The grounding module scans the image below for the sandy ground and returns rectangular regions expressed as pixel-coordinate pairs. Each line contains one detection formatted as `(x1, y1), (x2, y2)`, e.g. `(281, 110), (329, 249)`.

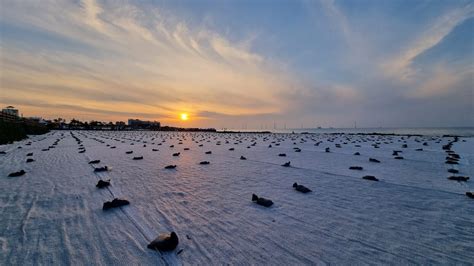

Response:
(0, 131), (473, 265)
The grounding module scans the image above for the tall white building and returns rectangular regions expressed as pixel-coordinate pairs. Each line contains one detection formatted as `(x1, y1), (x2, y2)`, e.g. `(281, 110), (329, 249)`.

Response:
(2, 106), (19, 117)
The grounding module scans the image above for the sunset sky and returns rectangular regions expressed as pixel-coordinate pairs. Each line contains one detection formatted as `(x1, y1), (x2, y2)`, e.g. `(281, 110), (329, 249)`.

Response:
(0, 0), (473, 128)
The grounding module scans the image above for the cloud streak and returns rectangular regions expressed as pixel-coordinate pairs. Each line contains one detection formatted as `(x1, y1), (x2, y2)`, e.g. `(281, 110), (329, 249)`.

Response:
(0, 0), (291, 125)
(0, 0), (472, 128)
(382, 3), (474, 82)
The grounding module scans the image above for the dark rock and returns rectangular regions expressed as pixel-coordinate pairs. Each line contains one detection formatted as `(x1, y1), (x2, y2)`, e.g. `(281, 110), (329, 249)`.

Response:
(252, 194), (273, 207)
(362, 175), (379, 181)
(293, 182), (312, 193)
(451, 153), (460, 159)
(148, 232), (179, 252)
(103, 198), (130, 210)
(448, 176), (469, 182)
(447, 169), (459, 174)
(96, 179), (111, 188)
(94, 166), (109, 172)
(8, 170), (26, 177)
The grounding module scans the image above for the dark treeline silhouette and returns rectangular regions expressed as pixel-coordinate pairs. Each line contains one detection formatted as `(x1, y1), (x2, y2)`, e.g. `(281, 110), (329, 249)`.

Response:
(47, 118), (216, 132)
(0, 120), (50, 144)
(57, 119), (127, 130)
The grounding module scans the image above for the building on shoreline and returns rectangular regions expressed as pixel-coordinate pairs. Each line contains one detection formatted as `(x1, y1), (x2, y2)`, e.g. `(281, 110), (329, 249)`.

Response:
(2, 106), (19, 117)
(1, 106), (20, 122)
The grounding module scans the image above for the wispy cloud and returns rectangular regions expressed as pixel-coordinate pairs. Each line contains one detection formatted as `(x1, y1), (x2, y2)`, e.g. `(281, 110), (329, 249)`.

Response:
(318, 0), (352, 44)
(408, 64), (473, 98)
(1, 0), (472, 127)
(382, 3), (474, 82)
(0, 0), (291, 124)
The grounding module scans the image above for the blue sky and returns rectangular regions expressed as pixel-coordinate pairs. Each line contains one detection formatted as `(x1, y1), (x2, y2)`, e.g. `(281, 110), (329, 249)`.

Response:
(0, 0), (472, 128)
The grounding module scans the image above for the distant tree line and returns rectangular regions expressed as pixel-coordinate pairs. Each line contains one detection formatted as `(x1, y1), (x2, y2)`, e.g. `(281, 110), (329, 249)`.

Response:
(0, 120), (50, 145)
(46, 118), (216, 132)
(51, 118), (128, 130)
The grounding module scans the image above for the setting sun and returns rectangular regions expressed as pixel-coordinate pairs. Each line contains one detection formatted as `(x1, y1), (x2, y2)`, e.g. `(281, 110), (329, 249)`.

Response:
(180, 113), (189, 121)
